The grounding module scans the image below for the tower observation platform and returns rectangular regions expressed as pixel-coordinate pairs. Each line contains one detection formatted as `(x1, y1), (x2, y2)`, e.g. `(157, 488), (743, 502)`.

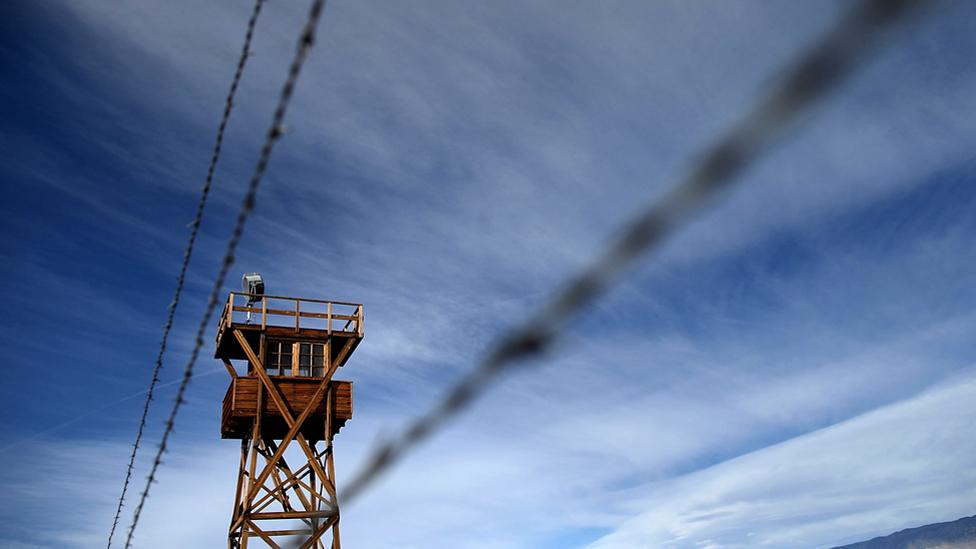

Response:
(216, 292), (362, 441)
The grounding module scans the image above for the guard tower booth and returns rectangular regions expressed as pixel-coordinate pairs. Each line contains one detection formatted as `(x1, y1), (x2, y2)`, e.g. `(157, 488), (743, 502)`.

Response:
(215, 275), (363, 549)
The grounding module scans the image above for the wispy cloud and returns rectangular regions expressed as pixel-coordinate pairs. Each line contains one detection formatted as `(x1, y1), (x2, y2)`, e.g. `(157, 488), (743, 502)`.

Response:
(583, 368), (976, 549)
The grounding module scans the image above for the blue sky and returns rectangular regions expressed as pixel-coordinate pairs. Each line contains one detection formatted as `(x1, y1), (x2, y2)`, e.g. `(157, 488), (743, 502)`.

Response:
(1, 1), (975, 547)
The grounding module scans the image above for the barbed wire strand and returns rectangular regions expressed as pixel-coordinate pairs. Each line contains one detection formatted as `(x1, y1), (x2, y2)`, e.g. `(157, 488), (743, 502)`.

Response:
(105, 1), (265, 547)
(338, 0), (929, 505)
(121, 0), (328, 546)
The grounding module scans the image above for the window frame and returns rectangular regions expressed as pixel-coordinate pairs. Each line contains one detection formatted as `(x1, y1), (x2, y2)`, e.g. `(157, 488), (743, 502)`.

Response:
(264, 339), (326, 377)
(265, 339), (293, 376)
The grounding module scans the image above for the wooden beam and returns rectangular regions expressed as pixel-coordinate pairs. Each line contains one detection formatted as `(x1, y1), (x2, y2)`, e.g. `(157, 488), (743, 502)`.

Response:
(258, 529), (315, 537)
(263, 439), (315, 512)
(245, 520), (281, 549)
(332, 337), (356, 370)
(227, 292), (235, 329)
(301, 515), (339, 549)
(231, 439), (247, 527)
(230, 306), (357, 321)
(252, 467), (324, 512)
(322, 386), (337, 500)
(223, 358), (239, 379)
(251, 511), (335, 520)
(326, 385), (341, 549)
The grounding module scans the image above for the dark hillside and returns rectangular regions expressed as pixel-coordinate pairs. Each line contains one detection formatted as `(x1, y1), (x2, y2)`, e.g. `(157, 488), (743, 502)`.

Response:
(832, 515), (976, 549)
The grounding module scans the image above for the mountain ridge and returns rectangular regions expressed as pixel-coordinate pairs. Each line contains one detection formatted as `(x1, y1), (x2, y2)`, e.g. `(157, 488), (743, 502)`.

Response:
(832, 515), (976, 549)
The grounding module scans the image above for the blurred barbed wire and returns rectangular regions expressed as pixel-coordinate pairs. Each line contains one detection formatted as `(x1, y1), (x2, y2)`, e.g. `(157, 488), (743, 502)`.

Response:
(337, 0), (931, 506)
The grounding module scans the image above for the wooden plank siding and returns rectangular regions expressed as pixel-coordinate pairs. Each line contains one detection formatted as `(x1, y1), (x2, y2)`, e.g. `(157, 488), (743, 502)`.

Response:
(222, 377), (353, 440)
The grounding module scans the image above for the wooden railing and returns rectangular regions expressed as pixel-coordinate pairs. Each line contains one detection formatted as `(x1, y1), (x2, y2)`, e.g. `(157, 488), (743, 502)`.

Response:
(217, 293), (364, 338)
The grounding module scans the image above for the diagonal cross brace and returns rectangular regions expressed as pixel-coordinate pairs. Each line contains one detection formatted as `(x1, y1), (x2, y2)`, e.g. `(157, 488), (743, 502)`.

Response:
(233, 329), (332, 503)
(232, 329), (354, 505)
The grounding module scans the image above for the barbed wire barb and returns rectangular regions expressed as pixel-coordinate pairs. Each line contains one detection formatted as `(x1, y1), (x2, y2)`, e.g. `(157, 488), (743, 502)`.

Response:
(105, 0), (266, 546)
(337, 0), (930, 505)
(121, 0), (329, 546)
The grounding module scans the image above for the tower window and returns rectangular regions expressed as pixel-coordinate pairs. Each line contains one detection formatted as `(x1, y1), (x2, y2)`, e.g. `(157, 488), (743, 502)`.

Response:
(267, 340), (292, 376)
(299, 343), (326, 377)
(266, 340), (325, 377)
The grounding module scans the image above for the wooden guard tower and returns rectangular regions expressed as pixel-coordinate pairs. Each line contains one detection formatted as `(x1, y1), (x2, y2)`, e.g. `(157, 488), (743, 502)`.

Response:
(216, 287), (363, 549)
